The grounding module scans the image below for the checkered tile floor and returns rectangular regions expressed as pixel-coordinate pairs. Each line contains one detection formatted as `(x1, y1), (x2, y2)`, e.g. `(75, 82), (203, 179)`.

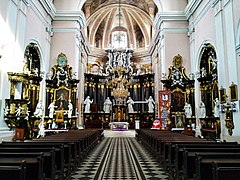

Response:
(71, 137), (169, 180)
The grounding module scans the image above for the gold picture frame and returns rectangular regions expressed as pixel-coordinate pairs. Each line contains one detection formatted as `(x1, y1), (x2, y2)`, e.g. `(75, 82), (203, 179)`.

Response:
(55, 110), (64, 123)
(219, 87), (226, 103)
(54, 86), (71, 110)
(229, 83), (238, 101)
(175, 115), (185, 128)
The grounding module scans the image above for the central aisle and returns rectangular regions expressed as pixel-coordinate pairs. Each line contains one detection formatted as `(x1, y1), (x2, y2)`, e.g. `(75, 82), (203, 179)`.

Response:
(71, 131), (169, 180)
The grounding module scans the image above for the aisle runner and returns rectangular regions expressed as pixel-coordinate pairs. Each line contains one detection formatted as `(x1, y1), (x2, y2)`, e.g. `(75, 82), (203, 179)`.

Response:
(71, 137), (169, 180)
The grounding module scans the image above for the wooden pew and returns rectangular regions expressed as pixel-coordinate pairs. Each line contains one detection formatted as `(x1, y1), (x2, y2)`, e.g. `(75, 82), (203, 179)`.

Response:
(174, 142), (239, 179)
(0, 160), (26, 180)
(1, 142), (65, 180)
(212, 162), (240, 180)
(182, 147), (240, 180)
(0, 147), (56, 180)
(0, 152), (44, 180)
(195, 152), (240, 180)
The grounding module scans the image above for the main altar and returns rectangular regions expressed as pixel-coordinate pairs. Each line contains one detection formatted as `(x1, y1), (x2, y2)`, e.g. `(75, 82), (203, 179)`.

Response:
(83, 47), (155, 129)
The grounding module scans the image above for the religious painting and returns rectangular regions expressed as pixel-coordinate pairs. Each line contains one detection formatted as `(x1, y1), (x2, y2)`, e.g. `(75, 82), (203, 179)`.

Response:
(175, 115), (185, 128)
(229, 83), (238, 101)
(55, 110), (64, 123)
(171, 88), (186, 112)
(219, 87), (226, 103)
(54, 87), (71, 110)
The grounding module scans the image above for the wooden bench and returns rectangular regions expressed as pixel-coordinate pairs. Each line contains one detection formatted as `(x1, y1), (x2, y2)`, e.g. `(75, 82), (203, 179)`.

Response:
(0, 152), (44, 180)
(0, 129), (101, 180)
(174, 142), (239, 179)
(1, 142), (65, 180)
(0, 147), (56, 180)
(0, 160), (26, 180)
(182, 147), (240, 180)
(212, 162), (240, 180)
(195, 152), (240, 180)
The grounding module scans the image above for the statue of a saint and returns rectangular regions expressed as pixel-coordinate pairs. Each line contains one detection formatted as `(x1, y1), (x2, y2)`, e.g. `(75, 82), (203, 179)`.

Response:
(84, 96), (93, 113)
(201, 67), (207, 77)
(103, 97), (112, 113)
(34, 100), (44, 118)
(15, 105), (22, 116)
(68, 101), (73, 118)
(48, 101), (56, 118)
(184, 102), (192, 118)
(127, 97), (135, 113)
(4, 106), (10, 116)
(213, 98), (220, 117)
(146, 96), (155, 113)
(199, 101), (206, 118)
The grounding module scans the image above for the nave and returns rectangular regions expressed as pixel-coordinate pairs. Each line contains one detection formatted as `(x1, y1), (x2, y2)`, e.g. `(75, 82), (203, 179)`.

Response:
(71, 136), (169, 180)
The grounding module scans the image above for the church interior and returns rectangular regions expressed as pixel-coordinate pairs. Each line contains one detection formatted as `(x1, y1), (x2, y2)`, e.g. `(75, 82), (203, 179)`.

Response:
(1, 0), (240, 179)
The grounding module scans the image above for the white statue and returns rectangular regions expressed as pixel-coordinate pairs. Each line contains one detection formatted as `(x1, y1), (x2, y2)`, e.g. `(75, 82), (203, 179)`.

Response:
(201, 67), (207, 77)
(84, 96), (93, 113)
(48, 101), (56, 118)
(67, 101), (73, 118)
(213, 98), (220, 117)
(24, 107), (30, 120)
(4, 106), (10, 116)
(136, 64), (142, 75)
(34, 100), (44, 118)
(146, 96), (155, 113)
(184, 102), (192, 118)
(199, 101), (206, 118)
(52, 121), (57, 129)
(103, 97), (112, 113)
(127, 97), (135, 113)
(37, 117), (45, 138)
(15, 105), (22, 116)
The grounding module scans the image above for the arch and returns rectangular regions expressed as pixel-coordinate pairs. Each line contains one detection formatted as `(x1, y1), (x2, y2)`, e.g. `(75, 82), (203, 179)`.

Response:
(153, 0), (163, 11)
(195, 40), (217, 72)
(24, 39), (44, 73)
(82, 0), (160, 14)
(195, 40), (219, 119)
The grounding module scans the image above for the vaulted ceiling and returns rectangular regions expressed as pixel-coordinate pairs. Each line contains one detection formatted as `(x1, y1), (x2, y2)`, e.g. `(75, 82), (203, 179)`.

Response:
(82, 0), (157, 52)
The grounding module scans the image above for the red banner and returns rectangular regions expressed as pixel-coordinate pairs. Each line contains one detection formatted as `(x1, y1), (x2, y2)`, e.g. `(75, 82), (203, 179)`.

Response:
(158, 90), (171, 128)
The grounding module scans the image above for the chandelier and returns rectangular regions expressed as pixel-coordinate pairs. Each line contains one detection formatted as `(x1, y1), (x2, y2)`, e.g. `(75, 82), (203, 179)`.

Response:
(104, 0), (134, 106)
(105, 48), (133, 106)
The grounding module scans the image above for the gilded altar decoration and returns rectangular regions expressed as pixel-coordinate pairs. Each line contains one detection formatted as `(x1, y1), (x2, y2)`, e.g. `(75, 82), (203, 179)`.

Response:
(165, 54), (190, 88)
(45, 52), (79, 130)
(225, 102), (234, 136)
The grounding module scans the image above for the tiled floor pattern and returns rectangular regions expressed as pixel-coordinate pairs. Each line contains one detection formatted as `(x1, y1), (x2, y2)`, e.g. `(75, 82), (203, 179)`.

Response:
(71, 136), (169, 180)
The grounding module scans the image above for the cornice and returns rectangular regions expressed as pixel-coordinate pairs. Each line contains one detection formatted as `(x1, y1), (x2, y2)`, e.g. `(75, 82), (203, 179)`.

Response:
(38, 0), (56, 19)
(154, 11), (187, 29)
(184, 0), (202, 19)
(54, 11), (86, 29)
